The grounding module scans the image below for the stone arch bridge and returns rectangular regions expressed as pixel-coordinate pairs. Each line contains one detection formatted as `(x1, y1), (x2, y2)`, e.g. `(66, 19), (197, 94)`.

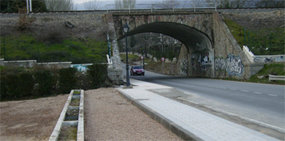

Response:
(106, 11), (256, 81)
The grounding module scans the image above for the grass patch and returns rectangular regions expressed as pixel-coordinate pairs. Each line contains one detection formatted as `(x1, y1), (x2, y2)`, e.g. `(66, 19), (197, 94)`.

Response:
(73, 90), (81, 95)
(0, 34), (107, 64)
(120, 54), (141, 63)
(58, 125), (77, 140)
(70, 98), (80, 106)
(249, 63), (285, 84)
(224, 18), (285, 55)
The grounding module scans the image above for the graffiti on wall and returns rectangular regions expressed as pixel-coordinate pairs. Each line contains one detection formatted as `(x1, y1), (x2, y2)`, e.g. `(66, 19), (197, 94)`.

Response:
(226, 55), (243, 76)
(215, 54), (243, 76)
(215, 58), (226, 71)
(254, 55), (285, 63)
(180, 59), (188, 74)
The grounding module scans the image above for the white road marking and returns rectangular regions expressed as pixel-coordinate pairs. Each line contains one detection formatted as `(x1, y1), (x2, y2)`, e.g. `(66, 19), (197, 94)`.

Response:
(254, 91), (262, 95)
(225, 88), (238, 91)
(241, 90), (249, 93)
(268, 94), (278, 97)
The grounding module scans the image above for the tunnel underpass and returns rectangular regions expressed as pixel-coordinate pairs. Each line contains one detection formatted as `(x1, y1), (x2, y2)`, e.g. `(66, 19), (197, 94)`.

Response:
(119, 22), (215, 78)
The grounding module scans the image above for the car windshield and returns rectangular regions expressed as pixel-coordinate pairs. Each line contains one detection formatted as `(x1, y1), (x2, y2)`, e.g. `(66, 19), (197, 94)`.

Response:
(133, 66), (143, 69)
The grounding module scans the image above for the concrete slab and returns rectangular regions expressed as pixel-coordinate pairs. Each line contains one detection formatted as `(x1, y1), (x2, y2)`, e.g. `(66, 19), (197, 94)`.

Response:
(117, 79), (280, 141)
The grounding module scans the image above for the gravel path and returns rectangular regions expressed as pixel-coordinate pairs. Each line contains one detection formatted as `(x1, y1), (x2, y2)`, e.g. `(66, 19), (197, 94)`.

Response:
(0, 94), (68, 141)
(85, 88), (183, 141)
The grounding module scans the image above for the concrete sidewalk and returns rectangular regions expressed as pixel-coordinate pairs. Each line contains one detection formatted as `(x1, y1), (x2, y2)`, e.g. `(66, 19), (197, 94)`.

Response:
(117, 79), (280, 141)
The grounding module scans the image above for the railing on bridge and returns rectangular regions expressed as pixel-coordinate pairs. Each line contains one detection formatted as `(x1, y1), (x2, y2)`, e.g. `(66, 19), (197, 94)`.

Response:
(2, 0), (284, 14)
(103, 0), (219, 13)
(92, 0), (284, 14)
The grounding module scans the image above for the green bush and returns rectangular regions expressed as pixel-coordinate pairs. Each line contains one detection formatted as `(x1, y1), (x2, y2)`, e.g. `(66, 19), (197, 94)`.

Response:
(0, 64), (112, 101)
(87, 64), (108, 88)
(34, 69), (57, 96)
(5, 71), (34, 99)
(58, 68), (77, 93)
(76, 72), (92, 90)
(0, 71), (7, 100)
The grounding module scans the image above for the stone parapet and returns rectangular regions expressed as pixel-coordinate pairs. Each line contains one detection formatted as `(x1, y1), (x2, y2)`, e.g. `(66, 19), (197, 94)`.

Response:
(37, 62), (72, 69)
(3, 60), (37, 68)
(1, 59), (72, 69)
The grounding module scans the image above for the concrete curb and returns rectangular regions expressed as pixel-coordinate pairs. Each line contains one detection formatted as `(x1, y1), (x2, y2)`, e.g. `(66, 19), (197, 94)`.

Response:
(49, 90), (74, 141)
(183, 98), (285, 135)
(77, 90), (84, 141)
(117, 88), (202, 141)
(49, 90), (84, 141)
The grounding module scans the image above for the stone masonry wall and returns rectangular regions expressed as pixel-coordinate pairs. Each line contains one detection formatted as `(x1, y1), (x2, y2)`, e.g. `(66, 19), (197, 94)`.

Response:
(0, 12), (107, 40)
(113, 13), (214, 42)
(220, 9), (284, 30)
(213, 12), (251, 79)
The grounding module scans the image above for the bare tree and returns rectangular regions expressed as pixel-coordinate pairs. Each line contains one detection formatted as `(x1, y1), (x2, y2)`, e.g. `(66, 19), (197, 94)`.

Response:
(115, 0), (136, 9)
(158, 0), (179, 9)
(84, 0), (100, 10)
(217, 0), (248, 8)
(45, 0), (73, 11)
(235, 0), (247, 8)
(256, 0), (285, 8)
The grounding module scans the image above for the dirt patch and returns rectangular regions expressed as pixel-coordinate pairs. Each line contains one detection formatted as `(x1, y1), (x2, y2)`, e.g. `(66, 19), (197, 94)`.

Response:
(84, 88), (183, 141)
(0, 94), (68, 141)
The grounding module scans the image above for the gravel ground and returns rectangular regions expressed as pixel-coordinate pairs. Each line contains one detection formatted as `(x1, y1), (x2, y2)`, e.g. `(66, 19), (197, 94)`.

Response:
(0, 94), (68, 141)
(85, 88), (183, 141)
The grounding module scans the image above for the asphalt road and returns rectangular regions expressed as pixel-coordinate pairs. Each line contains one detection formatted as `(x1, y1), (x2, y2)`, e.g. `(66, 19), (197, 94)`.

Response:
(128, 69), (285, 132)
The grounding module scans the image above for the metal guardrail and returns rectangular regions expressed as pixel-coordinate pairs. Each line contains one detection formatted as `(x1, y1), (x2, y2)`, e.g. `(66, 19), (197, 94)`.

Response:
(269, 75), (285, 81)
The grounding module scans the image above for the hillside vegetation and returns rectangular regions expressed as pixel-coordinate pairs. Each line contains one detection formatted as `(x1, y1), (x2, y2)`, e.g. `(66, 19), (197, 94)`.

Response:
(0, 34), (107, 64)
(224, 18), (285, 55)
(249, 63), (285, 84)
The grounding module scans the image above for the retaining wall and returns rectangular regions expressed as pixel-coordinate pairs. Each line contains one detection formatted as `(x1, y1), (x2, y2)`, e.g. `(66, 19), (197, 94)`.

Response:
(1, 59), (71, 69)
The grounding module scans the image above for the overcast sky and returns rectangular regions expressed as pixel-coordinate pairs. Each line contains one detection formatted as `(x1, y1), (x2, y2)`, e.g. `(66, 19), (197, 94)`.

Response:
(73, 0), (166, 10)
(73, 0), (166, 4)
(73, 0), (217, 10)
(73, 0), (104, 4)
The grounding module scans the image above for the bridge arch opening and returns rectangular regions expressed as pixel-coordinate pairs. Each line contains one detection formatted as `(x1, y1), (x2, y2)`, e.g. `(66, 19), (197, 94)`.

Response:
(119, 22), (214, 77)
(121, 22), (213, 51)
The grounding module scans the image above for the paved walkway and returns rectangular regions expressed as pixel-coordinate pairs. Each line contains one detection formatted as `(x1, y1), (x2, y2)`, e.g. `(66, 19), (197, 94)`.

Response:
(117, 79), (280, 141)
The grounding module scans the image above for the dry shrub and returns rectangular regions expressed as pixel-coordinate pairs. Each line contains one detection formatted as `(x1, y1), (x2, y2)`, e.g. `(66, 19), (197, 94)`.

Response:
(18, 8), (36, 31)
(36, 26), (67, 44)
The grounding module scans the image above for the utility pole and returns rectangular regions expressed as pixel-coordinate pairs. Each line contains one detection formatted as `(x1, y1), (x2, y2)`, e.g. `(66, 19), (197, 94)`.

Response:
(26, 0), (32, 14)
(107, 34), (111, 57)
(123, 23), (130, 87)
(29, 0), (32, 13)
(2, 36), (6, 59)
(143, 34), (148, 69)
(26, 0), (29, 14)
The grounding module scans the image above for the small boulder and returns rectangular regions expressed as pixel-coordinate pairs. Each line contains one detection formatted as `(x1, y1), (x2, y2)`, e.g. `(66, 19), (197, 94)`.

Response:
(64, 21), (75, 28)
